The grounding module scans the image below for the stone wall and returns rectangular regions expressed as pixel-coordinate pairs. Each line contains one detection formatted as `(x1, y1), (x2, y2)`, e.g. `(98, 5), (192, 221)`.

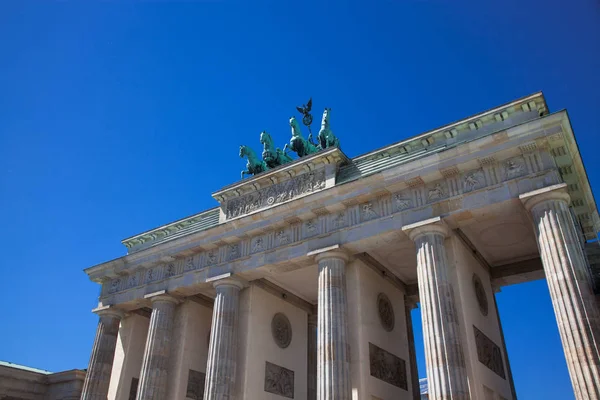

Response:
(107, 313), (149, 400)
(346, 259), (413, 399)
(0, 363), (85, 400)
(236, 285), (308, 400)
(448, 235), (513, 400)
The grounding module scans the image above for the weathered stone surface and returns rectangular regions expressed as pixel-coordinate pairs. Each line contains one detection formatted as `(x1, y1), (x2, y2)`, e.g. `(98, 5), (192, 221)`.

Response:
(80, 307), (123, 400)
(522, 186), (600, 400)
(272, 312), (292, 349)
(472, 273), (489, 316)
(264, 361), (294, 399)
(204, 278), (243, 400)
(315, 249), (351, 400)
(129, 377), (139, 400)
(368, 342), (407, 390)
(473, 325), (505, 379)
(377, 292), (395, 332)
(185, 369), (205, 400)
(404, 218), (470, 400)
(136, 294), (178, 400)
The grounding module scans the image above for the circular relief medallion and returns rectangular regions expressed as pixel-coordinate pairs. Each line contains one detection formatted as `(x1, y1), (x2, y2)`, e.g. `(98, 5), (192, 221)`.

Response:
(271, 313), (292, 349)
(377, 293), (395, 332)
(472, 273), (489, 316)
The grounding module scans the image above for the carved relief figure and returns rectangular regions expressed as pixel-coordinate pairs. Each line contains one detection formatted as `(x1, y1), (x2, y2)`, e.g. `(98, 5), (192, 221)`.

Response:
(464, 172), (480, 192)
(473, 325), (506, 379)
(185, 257), (195, 271)
(271, 313), (292, 348)
(369, 343), (408, 390)
(110, 279), (120, 294)
(505, 158), (524, 179)
(229, 244), (239, 259)
(332, 212), (346, 228)
(252, 237), (264, 253)
(276, 230), (289, 244)
(428, 183), (445, 201)
(128, 274), (138, 288)
(264, 362), (294, 399)
(362, 203), (378, 220)
(394, 194), (412, 211)
(207, 251), (217, 265)
(225, 169), (326, 219)
(165, 263), (175, 278)
(306, 219), (317, 234)
(377, 293), (395, 332)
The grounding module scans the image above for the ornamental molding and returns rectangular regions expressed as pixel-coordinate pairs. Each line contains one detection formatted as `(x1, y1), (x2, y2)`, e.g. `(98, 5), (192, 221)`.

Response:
(101, 151), (560, 298)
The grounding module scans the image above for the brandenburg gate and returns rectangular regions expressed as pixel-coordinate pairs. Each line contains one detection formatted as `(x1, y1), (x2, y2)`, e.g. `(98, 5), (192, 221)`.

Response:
(80, 93), (600, 400)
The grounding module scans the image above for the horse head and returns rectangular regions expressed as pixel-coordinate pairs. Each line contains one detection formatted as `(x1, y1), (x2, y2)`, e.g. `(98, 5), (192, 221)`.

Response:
(260, 131), (272, 147)
(239, 145), (247, 158)
(289, 116), (302, 137)
(321, 108), (331, 128)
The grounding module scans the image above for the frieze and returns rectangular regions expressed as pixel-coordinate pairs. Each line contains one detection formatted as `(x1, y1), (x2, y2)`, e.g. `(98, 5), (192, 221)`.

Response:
(264, 361), (294, 398)
(225, 169), (326, 220)
(369, 342), (407, 390)
(102, 157), (557, 298)
(473, 325), (505, 379)
(186, 369), (206, 400)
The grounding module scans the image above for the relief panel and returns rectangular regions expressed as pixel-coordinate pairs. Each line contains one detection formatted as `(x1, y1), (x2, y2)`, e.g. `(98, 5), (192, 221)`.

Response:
(473, 325), (506, 379)
(225, 169), (326, 220)
(369, 342), (407, 390)
(264, 361), (294, 399)
(186, 369), (206, 400)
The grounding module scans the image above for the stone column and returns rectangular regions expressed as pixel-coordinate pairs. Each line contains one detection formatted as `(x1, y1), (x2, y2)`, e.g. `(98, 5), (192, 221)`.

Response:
(203, 278), (244, 400)
(136, 293), (178, 400)
(307, 313), (318, 400)
(403, 218), (470, 400)
(404, 297), (421, 400)
(311, 247), (351, 400)
(521, 185), (600, 399)
(81, 306), (124, 400)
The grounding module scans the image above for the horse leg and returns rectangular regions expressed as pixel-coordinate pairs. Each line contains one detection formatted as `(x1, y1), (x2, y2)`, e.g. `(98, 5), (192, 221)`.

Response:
(241, 170), (249, 179)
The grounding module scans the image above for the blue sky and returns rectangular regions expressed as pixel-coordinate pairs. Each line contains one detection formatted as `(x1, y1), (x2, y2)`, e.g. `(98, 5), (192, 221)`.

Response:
(1, 1), (599, 399)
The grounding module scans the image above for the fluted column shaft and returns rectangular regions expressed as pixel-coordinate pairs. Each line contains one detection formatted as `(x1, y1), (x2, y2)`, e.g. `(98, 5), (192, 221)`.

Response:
(136, 294), (178, 400)
(404, 220), (470, 400)
(308, 313), (318, 400)
(81, 307), (124, 400)
(523, 187), (600, 399)
(315, 250), (351, 400)
(204, 278), (243, 400)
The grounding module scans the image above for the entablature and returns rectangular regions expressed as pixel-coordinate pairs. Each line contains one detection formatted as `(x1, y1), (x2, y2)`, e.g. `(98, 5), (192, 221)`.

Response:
(89, 110), (591, 306)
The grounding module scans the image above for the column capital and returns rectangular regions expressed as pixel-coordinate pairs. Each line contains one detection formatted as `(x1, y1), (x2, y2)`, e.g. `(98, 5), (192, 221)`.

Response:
(402, 216), (449, 241)
(519, 183), (570, 212)
(213, 277), (245, 290)
(307, 244), (349, 263)
(144, 290), (180, 305)
(92, 305), (125, 320)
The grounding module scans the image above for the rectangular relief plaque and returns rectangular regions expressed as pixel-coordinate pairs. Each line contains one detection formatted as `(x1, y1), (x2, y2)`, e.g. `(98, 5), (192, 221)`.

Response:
(225, 169), (326, 220)
(474, 325), (506, 379)
(264, 361), (294, 399)
(369, 342), (408, 390)
(186, 369), (206, 400)
(128, 377), (139, 400)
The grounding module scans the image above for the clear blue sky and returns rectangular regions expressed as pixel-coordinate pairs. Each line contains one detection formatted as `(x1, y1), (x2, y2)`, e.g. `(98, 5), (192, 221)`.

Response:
(1, 1), (598, 399)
